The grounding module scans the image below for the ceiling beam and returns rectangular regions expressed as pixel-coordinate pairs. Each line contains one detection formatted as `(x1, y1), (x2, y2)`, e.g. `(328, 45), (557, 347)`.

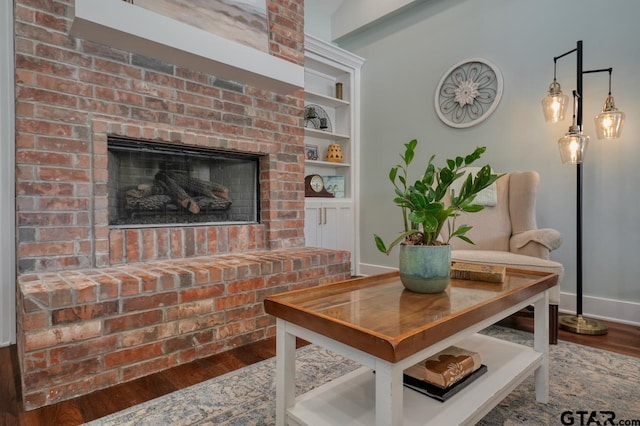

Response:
(331, 0), (429, 41)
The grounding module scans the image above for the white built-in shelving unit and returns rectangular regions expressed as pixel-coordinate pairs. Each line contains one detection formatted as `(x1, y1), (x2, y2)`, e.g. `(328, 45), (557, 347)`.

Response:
(303, 34), (364, 276)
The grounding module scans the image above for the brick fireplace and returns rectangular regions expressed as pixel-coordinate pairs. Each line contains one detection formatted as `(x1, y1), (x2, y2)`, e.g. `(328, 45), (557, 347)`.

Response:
(14, 0), (351, 409)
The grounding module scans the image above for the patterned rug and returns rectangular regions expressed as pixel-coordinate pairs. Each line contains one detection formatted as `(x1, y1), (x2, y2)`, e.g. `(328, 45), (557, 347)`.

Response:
(86, 326), (640, 425)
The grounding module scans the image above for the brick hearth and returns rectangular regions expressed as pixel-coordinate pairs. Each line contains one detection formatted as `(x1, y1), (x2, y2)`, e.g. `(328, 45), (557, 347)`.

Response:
(18, 248), (350, 409)
(13, 0), (352, 410)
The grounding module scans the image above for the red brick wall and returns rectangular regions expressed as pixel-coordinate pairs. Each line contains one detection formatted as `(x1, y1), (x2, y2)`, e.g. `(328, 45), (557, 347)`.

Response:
(14, 0), (306, 273)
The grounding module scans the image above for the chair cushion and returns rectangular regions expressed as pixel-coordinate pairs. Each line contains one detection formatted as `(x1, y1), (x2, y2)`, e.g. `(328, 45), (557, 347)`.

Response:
(451, 249), (562, 303)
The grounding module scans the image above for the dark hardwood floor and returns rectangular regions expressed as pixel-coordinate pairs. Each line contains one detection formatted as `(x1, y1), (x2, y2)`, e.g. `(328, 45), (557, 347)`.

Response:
(2, 318), (638, 426)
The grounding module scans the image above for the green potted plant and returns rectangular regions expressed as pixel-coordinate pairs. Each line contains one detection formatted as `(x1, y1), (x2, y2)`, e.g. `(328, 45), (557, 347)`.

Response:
(374, 139), (501, 293)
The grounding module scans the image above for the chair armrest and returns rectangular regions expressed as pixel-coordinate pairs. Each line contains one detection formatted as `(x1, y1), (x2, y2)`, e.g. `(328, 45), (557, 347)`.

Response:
(510, 228), (563, 259)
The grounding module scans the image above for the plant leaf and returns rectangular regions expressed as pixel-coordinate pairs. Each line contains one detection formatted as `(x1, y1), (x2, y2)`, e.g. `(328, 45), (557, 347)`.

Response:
(374, 234), (387, 253)
(450, 224), (472, 236)
(440, 167), (454, 185)
(408, 210), (425, 223)
(446, 159), (455, 170)
(461, 204), (484, 213)
(389, 167), (398, 183)
(403, 139), (417, 165)
(409, 191), (428, 209)
(456, 235), (475, 245)
(422, 215), (438, 232)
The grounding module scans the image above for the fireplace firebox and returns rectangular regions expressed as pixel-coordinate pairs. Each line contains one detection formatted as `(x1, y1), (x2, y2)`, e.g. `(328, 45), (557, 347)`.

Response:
(108, 138), (259, 227)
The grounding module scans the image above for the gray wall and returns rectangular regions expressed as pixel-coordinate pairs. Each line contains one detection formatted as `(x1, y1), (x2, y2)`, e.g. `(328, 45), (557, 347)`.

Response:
(304, 0), (344, 42)
(328, 0), (639, 320)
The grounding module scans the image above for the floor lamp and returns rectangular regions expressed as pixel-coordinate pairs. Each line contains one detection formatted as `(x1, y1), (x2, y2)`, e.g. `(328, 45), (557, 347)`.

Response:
(541, 40), (625, 335)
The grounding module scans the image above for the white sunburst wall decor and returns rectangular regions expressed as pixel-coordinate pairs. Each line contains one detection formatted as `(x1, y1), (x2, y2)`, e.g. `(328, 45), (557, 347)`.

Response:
(435, 58), (503, 128)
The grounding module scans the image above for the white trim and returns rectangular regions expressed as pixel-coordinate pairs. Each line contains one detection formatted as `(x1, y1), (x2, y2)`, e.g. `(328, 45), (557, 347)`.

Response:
(559, 292), (640, 328)
(70, 0), (304, 93)
(305, 34), (365, 70)
(0, 0), (16, 346)
(359, 264), (640, 327)
(351, 64), (362, 276)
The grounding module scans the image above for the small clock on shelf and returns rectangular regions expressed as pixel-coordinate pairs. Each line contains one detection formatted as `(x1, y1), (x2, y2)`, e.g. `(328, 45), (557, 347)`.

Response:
(305, 174), (334, 198)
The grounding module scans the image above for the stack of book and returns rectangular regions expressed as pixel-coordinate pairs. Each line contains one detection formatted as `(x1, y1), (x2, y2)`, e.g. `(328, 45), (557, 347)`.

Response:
(403, 346), (487, 402)
(450, 261), (506, 283)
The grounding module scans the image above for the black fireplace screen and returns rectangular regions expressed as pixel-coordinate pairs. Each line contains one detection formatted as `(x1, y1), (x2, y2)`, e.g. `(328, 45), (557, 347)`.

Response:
(108, 138), (259, 227)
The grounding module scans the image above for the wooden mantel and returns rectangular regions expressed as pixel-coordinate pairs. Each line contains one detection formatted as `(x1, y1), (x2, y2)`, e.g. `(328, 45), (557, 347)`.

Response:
(70, 0), (304, 93)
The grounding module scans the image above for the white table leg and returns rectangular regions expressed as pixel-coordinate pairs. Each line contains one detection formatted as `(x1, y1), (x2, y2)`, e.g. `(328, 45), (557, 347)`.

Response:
(276, 318), (296, 426)
(374, 359), (403, 426)
(533, 290), (550, 403)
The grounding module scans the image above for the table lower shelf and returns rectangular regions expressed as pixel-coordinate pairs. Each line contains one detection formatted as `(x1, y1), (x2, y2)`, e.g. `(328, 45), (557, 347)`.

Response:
(287, 333), (543, 426)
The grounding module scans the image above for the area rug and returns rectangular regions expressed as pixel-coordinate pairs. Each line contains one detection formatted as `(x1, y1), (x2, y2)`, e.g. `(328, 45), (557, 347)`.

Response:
(86, 326), (640, 425)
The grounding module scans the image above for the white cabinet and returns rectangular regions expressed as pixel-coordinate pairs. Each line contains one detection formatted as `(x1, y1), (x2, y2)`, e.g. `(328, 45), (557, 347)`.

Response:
(304, 34), (364, 276)
(304, 200), (354, 255)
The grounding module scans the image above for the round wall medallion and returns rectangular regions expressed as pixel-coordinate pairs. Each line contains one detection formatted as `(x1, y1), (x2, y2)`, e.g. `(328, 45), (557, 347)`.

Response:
(434, 58), (503, 128)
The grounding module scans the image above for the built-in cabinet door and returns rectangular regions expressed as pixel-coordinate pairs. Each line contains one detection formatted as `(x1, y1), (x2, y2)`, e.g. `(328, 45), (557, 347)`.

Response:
(304, 203), (322, 248)
(331, 202), (354, 254)
(320, 203), (338, 250)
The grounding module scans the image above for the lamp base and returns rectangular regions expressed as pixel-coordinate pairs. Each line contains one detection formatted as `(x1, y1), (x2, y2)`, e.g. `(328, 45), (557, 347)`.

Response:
(559, 314), (608, 335)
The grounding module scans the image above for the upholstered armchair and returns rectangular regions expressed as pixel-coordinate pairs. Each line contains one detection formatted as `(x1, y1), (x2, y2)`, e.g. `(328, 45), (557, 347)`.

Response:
(449, 170), (564, 344)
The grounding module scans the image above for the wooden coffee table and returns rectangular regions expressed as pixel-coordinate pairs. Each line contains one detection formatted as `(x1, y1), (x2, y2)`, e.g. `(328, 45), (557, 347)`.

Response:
(264, 268), (558, 426)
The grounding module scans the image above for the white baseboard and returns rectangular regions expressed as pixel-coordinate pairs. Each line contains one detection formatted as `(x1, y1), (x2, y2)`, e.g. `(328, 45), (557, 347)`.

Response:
(559, 292), (640, 327)
(359, 263), (640, 327)
(358, 263), (397, 276)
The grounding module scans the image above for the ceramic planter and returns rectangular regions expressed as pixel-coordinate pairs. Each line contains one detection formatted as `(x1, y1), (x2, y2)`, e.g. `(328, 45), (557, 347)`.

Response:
(399, 244), (450, 293)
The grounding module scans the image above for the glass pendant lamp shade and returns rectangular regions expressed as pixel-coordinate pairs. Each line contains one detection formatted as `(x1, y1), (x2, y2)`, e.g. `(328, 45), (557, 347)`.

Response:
(594, 95), (625, 139)
(541, 80), (569, 123)
(558, 126), (589, 164)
